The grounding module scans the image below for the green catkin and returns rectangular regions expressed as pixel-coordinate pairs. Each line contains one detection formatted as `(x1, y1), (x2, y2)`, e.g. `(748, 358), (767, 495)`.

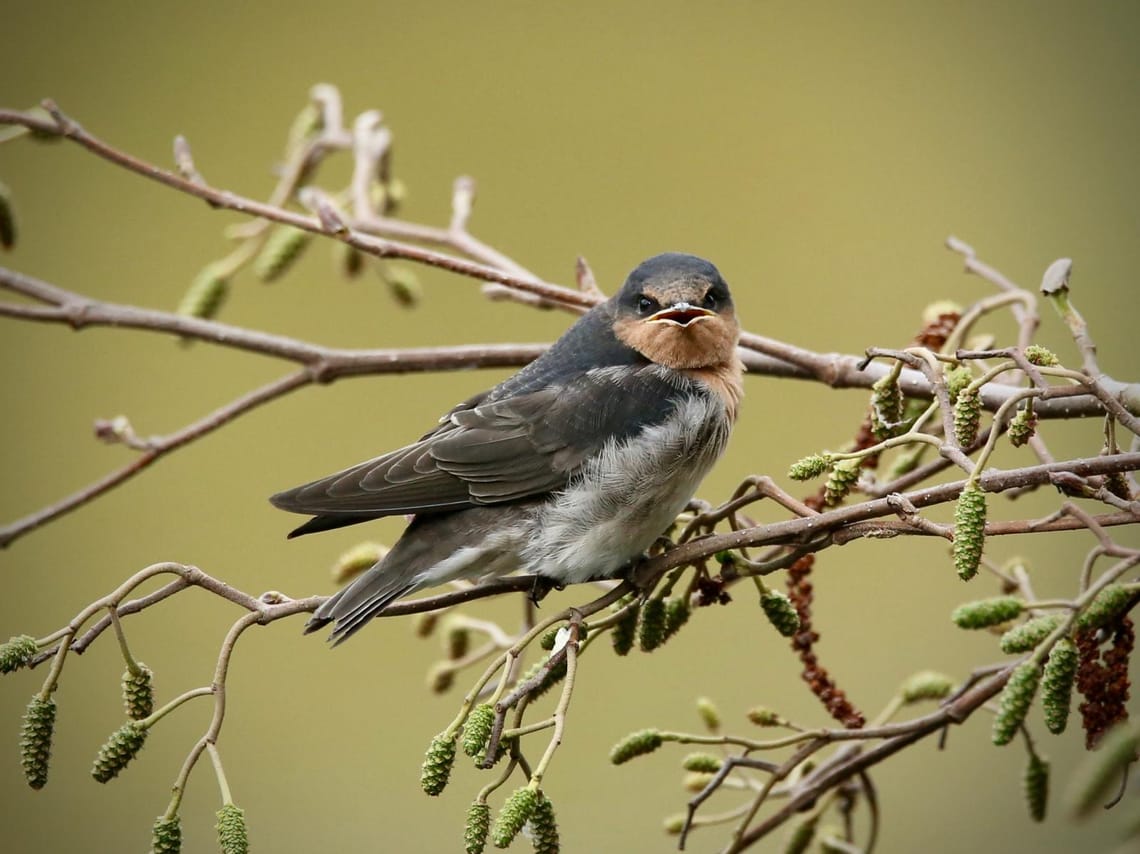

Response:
(0, 180), (15, 249)
(331, 542), (385, 584)
(1000, 616), (1063, 654)
(746, 707), (781, 726)
(1024, 345), (1059, 367)
(788, 454), (831, 481)
(1041, 637), (1079, 735)
(953, 386), (981, 447)
(530, 795), (560, 854)
(491, 787), (538, 848)
(681, 753), (722, 773)
(1024, 753), (1049, 822)
(663, 814), (686, 835)
(420, 732), (457, 795)
(464, 802), (491, 854)
(952, 596), (1025, 629)
(462, 704), (495, 757)
(782, 816), (818, 854)
(151, 815), (182, 853)
(663, 597), (691, 641)
(1075, 584), (1133, 630)
(176, 267), (229, 319)
(215, 803), (248, 854)
(444, 621), (470, 661)
(992, 661), (1042, 746)
(20, 696), (56, 789)
(696, 697), (721, 732)
(91, 721), (147, 783)
(760, 590), (801, 637)
(1007, 407), (1037, 447)
(900, 670), (955, 704)
(638, 597), (668, 651)
(870, 373), (905, 439)
(332, 241), (365, 279)
(1, 635), (38, 673)
(254, 225), (310, 281)
(518, 658), (567, 701)
(952, 484), (987, 581)
(383, 265), (422, 307)
(823, 458), (860, 506)
(122, 664), (155, 720)
(610, 729), (663, 764)
(611, 601), (639, 656)
(945, 366), (973, 402)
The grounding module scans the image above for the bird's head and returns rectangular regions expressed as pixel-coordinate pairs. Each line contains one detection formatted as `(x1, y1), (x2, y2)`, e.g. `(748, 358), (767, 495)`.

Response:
(611, 253), (740, 370)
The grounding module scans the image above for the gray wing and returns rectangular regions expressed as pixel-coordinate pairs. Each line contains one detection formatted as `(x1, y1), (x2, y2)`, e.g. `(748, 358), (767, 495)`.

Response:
(270, 365), (684, 537)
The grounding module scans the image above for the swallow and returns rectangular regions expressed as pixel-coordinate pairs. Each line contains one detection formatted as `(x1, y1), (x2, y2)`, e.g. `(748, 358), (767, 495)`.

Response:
(271, 252), (743, 644)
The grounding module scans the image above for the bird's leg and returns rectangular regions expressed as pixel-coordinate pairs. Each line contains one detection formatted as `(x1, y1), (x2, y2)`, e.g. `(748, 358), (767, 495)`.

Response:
(527, 574), (564, 606)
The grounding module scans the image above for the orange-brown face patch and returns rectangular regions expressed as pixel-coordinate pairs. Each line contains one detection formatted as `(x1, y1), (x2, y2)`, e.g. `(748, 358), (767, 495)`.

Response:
(614, 307), (740, 371)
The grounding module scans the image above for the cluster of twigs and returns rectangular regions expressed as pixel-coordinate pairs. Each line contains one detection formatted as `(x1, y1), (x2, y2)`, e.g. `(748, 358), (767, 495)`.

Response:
(1, 87), (1138, 853)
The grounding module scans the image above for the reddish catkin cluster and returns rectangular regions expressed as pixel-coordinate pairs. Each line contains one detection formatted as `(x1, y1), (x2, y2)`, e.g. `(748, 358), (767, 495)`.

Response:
(1074, 616), (1134, 749)
(786, 549), (866, 729)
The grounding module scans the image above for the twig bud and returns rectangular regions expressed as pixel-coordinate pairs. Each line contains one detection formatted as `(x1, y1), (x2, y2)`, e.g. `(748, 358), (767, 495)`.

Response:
(681, 752), (722, 773)
(683, 770), (717, 791)
(92, 721), (147, 782)
(638, 597), (667, 651)
(788, 453), (831, 481)
(464, 802), (490, 854)
(1, 634), (38, 674)
(1024, 752), (1049, 822)
(122, 663), (155, 720)
(900, 670), (955, 704)
(823, 458), (860, 506)
(953, 387), (981, 447)
(491, 786), (538, 848)
(20, 695), (56, 789)
(993, 661), (1042, 746)
(151, 814), (182, 853)
(420, 731), (457, 796)
(610, 729), (663, 764)
(952, 484), (987, 581)
(462, 704), (494, 758)
(1041, 637), (1078, 735)
(215, 803), (248, 854)
(760, 589), (801, 637)
(1000, 616), (1063, 654)
(530, 794), (560, 854)
(952, 596), (1024, 629)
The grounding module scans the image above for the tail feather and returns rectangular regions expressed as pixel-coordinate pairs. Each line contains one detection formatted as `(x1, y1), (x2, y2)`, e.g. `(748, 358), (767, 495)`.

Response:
(305, 564), (418, 645)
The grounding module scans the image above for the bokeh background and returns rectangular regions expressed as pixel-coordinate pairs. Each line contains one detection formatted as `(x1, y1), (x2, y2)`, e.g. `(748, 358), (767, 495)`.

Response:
(2, 1), (1138, 851)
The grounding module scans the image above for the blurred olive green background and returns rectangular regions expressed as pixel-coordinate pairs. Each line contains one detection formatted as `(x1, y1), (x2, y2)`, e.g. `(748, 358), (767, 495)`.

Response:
(2, 1), (1139, 851)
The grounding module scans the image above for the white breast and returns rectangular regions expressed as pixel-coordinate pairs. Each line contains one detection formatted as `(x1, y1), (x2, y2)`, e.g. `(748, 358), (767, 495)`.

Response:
(524, 392), (730, 584)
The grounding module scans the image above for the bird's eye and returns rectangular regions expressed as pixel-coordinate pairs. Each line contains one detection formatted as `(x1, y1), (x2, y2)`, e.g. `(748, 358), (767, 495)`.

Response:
(637, 296), (656, 314)
(703, 291), (718, 310)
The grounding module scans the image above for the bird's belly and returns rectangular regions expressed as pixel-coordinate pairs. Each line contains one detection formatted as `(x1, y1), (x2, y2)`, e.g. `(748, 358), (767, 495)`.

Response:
(524, 395), (730, 584)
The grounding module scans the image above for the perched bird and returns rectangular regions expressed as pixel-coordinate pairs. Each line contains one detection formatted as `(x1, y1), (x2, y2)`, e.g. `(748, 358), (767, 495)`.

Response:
(271, 253), (743, 644)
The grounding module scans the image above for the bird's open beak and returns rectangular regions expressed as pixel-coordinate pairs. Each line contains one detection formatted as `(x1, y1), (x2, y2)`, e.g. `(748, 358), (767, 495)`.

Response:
(647, 302), (716, 327)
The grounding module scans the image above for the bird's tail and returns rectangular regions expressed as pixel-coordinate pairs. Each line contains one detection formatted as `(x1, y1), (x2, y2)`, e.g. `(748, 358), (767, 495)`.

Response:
(304, 564), (417, 645)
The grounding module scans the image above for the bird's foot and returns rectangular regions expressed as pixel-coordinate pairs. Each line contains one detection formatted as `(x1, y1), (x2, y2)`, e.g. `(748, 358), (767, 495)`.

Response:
(528, 575), (564, 606)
